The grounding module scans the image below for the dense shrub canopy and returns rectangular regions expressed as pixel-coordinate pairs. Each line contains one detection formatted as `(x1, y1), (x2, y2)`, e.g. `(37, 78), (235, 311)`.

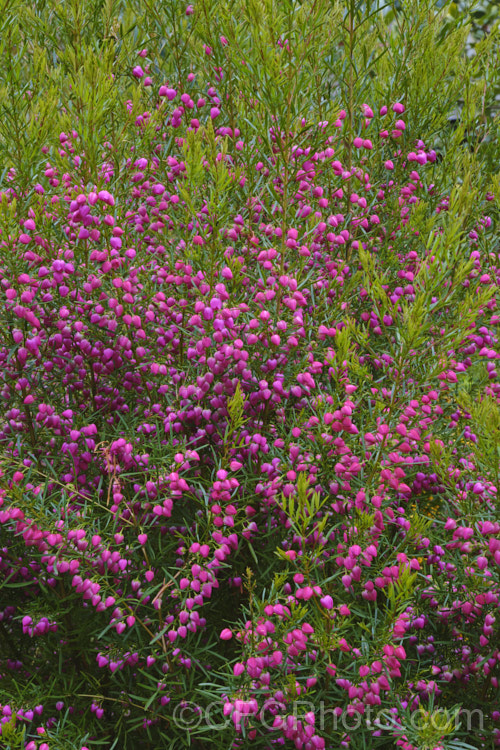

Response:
(0, 1), (499, 749)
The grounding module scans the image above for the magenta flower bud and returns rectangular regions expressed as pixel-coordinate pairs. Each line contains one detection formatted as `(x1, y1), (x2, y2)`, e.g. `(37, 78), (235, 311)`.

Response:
(164, 87), (179, 102)
(380, 105), (388, 115)
(393, 102), (405, 113)
(320, 595), (334, 610)
(98, 189), (114, 206)
(132, 66), (144, 78)
(220, 628), (233, 640)
(233, 662), (245, 676)
(301, 586), (314, 600)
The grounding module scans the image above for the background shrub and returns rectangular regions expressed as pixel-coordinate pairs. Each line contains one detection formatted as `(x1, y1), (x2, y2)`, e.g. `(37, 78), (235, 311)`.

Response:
(0, 1), (499, 748)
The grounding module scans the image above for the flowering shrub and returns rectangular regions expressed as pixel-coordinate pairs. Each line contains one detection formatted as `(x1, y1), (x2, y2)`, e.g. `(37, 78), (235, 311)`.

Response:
(0, 1), (499, 749)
